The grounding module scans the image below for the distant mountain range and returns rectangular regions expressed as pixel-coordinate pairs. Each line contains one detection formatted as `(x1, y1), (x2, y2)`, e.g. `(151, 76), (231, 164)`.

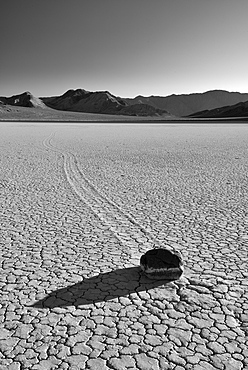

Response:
(0, 90), (168, 118)
(1, 89), (248, 118)
(125, 90), (248, 117)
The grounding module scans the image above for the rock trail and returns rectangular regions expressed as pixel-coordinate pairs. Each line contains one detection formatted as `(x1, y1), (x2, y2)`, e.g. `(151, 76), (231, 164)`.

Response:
(43, 133), (174, 258)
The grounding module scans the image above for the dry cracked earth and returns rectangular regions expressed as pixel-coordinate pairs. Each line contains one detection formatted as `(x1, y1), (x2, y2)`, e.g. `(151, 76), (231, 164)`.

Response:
(0, 122), (248, 370)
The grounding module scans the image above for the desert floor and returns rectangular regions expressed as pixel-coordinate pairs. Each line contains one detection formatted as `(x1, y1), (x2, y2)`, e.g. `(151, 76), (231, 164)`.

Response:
(0, 122), (248, 370)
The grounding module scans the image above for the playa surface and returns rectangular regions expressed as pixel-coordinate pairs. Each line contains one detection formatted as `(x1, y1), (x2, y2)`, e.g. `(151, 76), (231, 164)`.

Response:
(1, 122), (248, 369)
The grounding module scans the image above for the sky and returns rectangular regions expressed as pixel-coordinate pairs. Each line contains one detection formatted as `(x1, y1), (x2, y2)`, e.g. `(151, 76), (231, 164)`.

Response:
(1, 0), (248, 98)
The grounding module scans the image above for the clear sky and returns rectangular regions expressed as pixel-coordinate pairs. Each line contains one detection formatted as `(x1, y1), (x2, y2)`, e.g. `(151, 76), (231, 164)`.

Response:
(1, 0), (248, 98)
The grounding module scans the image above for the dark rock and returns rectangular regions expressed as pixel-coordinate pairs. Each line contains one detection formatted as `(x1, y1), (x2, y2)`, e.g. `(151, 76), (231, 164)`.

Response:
(140, 248), (184, 280)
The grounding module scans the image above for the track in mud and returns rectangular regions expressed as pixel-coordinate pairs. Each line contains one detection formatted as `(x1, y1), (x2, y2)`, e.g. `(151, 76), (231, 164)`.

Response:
(42, 133), (168, 256)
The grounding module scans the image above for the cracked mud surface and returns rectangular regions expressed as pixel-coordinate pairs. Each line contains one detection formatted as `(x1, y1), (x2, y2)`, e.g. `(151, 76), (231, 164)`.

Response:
(1, 122), (248, 369)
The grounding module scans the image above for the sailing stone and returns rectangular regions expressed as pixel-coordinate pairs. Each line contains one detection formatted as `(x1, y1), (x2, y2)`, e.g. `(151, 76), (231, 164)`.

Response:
(140, 247), (184, 280)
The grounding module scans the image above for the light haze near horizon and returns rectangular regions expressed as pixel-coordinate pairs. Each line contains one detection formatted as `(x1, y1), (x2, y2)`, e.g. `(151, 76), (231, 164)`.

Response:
(1, 0), (248, 98)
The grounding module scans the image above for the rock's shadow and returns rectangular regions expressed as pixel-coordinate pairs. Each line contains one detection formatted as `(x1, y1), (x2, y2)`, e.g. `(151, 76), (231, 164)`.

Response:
(32, 267), (174, 308)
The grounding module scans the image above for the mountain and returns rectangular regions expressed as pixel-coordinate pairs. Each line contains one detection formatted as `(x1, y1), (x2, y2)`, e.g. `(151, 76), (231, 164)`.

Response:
(0, 91), (47, 109)
(125, 90), (248, 117)
(188, 100), (248, 118)
(42, 89), (125, 112)
(41, 89), (168, 117)
(0, 89), (169, 117)
(2, 89), (248, 118)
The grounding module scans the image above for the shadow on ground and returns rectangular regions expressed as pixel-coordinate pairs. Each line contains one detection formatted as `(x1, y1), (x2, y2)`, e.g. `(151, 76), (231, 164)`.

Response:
(31, 266), (176, 308)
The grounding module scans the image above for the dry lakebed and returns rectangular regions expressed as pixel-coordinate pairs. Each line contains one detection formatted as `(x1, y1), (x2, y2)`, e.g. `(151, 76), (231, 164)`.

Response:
(0, 122), (248, 369)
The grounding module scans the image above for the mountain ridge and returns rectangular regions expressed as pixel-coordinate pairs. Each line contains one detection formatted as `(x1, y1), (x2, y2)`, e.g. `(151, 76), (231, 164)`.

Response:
(1, 89), (248, 118)
(188, 100), (248, 118)
(1, 89), (169, 117)
(41, 89), (169, 116)
(0, 91), (47, 109)
(125, 90), (248, 117)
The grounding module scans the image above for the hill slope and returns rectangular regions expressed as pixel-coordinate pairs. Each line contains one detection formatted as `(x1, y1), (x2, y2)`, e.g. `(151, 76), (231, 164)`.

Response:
(0, 91), (47, 108)
(188, 100), (248, 118)
(0, 101), (171, 122)
(125, 90), (248, 117)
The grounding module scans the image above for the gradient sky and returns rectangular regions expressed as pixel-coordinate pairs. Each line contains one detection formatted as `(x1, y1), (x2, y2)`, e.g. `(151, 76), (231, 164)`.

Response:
(1, 0), (248, 98)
